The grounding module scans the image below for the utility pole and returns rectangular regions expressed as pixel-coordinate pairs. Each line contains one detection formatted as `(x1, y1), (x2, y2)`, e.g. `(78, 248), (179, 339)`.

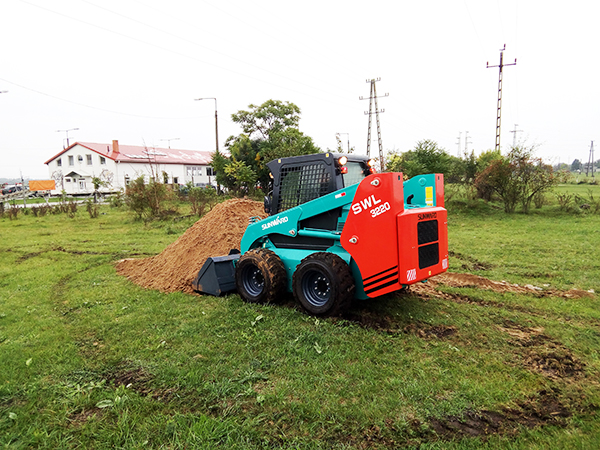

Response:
(586, 140), (595, 178)
(510, 124), (523, 148)
(195, 97), (219, 154)
(456, 132), (462, 157)
(464, 131), (472, 155)
(360, 78), (388, 171)
(487, 44), (516, 152)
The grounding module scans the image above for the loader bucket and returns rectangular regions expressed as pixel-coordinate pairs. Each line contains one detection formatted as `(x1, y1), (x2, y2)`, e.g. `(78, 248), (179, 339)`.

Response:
(192, 254), (240, 296)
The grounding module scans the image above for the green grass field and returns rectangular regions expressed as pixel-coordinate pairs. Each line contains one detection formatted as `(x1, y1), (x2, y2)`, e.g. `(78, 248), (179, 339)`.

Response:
(1, 193), (599, 449)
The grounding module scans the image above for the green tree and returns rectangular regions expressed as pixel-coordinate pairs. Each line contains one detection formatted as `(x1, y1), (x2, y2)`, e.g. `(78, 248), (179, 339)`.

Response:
(386, 140), (459, 180)
(91, 176), (106, 203)
(231, 100), (301, 140)
(213, 100), (320, 195)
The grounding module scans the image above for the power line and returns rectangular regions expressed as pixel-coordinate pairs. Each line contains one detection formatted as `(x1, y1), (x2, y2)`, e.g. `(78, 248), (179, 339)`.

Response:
(0, 76), (201, 119)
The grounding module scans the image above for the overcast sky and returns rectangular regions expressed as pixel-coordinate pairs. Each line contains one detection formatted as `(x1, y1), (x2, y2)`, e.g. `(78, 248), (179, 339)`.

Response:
(1, 0), (598, 179)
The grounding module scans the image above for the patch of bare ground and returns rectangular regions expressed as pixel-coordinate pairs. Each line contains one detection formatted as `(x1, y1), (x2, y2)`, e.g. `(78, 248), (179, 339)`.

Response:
(104, 362), (177, 401)
(68, 408), (105, 427)
(403, 322), (458, 339)
(423, 388), (571, 441)
(416, 272), (594, 300)
(336, 311), (457, 339)
(498, 321), (586, 380)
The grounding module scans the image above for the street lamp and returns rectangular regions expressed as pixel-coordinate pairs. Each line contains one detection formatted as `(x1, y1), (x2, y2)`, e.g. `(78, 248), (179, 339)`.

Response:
(56, 127), (79, 149)
(336, 132), (350, 153)
(194, 97), (219, 154)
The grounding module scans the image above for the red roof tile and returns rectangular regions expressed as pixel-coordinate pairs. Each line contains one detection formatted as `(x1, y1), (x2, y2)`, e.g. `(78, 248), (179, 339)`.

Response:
(45, 142), (214, 165)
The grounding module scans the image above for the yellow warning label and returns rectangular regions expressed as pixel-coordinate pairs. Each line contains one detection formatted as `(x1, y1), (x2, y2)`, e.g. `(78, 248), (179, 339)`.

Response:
(425, 186), (434, 207)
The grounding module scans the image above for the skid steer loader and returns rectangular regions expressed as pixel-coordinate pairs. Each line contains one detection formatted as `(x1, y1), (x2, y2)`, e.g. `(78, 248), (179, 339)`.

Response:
(193, 152), (448, 316)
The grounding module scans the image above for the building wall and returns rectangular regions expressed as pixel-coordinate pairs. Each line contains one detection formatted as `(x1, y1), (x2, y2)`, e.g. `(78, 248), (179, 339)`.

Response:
(47, 144), (215, 195)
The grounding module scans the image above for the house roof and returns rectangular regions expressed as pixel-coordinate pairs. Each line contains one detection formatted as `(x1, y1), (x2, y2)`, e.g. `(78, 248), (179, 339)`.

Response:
(44, 141), (214, 166)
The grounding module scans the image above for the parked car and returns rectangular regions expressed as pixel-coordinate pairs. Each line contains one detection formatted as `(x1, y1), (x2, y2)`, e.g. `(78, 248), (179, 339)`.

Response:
(1, 185), (22, 195)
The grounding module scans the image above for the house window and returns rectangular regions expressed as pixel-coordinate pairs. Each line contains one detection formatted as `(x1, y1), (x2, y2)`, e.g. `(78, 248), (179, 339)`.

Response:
(186, 166), (203, 177)
(68, 155), (74, 166)
(100, 156), (106, 165)
(207, 167), (215, 176)
(173, 177), (179, 185)
(124, 176), (130, 186)
(86, 154), (92, 165)
(77, 155), (83, 163)
(57, 158), (62, 167)
(65, 178), (71, 183)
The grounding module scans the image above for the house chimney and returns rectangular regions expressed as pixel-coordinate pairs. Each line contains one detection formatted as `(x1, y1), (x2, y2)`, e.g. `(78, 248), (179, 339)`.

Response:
(112, 140), (120, 154)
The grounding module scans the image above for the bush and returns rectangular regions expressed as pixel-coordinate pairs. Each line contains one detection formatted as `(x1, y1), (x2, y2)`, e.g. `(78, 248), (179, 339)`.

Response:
(188, 186), (218, 217)
(474, 146), (565, 213)
(109, 190), (125, 208)
(86, 198), (99, 219)
(124, 176), (174, 220)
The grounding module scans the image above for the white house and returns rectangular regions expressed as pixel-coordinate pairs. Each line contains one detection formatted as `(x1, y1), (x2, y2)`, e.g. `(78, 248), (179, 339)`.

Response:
(44, 140), (216, 195)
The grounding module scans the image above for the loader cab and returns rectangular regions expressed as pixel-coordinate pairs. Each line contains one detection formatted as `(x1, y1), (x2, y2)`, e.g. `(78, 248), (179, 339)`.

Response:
(264, 153), (375, 215)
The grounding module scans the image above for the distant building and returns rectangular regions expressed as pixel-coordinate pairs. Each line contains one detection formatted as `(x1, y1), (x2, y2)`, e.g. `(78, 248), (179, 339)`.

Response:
(44, 140), (215, 194)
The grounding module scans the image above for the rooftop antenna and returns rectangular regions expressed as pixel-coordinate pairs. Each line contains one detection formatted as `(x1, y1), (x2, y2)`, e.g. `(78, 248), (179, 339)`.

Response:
(159, 138), (180, 149)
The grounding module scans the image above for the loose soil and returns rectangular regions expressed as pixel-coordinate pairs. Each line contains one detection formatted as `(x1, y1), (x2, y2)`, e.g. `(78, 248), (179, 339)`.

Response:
(423, 388), (572, 441)
(116, 198), (265, 294)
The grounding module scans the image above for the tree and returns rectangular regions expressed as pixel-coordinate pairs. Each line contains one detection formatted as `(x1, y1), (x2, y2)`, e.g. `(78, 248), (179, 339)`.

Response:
(572, 159), (582, 171)
(231, 100), (301, 140)
(213, 100), (320, 195)
(91, 176), (107, 203)
(474, 146), (564, 213)
(386, 139), (459, 180)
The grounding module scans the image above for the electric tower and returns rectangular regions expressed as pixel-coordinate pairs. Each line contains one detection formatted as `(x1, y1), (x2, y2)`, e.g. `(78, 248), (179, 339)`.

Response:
(360, 78), (388, 171)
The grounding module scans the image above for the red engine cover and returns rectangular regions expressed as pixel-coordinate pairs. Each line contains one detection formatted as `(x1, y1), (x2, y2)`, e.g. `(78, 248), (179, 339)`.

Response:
(341, 173), (448, 298)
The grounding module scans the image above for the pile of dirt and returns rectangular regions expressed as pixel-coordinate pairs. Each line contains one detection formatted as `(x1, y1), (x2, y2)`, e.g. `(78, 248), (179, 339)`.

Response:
(116, 198), (265, 294)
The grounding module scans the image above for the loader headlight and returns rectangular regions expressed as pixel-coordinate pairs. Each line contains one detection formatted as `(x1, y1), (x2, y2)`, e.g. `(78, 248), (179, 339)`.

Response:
(367, 159), (377, 174)
(337, 156), (348, 166)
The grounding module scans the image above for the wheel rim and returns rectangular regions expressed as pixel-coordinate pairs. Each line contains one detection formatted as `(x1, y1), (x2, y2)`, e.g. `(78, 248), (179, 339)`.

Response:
(301, 269), (331, 307)
(241, 264), (265, 297)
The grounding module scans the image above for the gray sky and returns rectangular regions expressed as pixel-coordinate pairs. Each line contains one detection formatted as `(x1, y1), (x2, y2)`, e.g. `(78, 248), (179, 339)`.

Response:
(1, 0), (598, 179)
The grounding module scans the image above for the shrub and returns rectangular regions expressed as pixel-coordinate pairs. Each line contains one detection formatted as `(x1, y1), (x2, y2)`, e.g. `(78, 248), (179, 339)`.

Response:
(86, 198), (99, 219)
(188, 186), (218, 217)
(474, 146), (565, 213)
(124, 176), (173, 220)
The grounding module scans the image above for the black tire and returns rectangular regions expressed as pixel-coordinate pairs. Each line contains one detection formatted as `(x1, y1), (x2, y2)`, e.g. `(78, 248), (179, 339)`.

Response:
(292, 252), (355, 316)
(235, 249), (287, 304)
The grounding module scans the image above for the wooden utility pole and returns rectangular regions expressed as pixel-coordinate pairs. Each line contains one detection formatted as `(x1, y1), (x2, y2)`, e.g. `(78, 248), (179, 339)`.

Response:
(586, 141), (595, 177)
